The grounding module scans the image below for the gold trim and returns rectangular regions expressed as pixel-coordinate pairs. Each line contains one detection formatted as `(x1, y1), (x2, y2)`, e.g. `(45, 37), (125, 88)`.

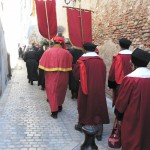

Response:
(53, 44), (62, 47)
(39, 65), (72, 71)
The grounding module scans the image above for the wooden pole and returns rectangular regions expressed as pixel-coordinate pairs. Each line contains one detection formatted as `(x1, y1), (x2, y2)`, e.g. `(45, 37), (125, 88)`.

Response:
(44, 0), (51, 41)
(79, 1), (84, 45)
(62, 6), (94, 13)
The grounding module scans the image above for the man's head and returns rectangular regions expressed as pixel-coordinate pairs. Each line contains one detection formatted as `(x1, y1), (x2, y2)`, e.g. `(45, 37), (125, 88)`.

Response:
(119, 38), (132, 49)
(83, 42), (97, 52)
(65, 39), (72, 50)
(53, 36), (66, 49)
(131, 48), (150, 67)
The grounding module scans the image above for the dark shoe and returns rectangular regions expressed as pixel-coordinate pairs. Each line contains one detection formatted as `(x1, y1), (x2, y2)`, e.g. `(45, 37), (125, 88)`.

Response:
(31, 81), (33, 85)
(75, 123), (84, 132)
(71, 95), (74, 99)
(51, 112), (58, 119)
(41, 87), (45, 90)
(58, 106), (62, 112)
(47, 99), (49, 102)
(95, 134), (102, 141)
(71, 91), (75, 99)
(72, 92), (78, 99)
(75, 93), (78, 99)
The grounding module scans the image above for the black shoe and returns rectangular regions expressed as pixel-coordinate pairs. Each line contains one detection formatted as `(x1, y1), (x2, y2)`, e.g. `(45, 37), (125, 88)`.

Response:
(58, 106), (62, 112)
(71, 91), (75, 99)
(95, 134), (102, 141)
(71, 95), (74, 99)
(41, 87), (45, 90)
(31, 81), (33, 85)
(51, 112), (58, 119)
(75, 123), (84, 132)
(75, 93), (78, 99)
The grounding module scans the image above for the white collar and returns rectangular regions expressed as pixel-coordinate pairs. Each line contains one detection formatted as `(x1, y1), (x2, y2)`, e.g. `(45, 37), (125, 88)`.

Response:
(82, 52), (98, 57)
(119, 49), (132, 54)
(127, 67), (150, 78)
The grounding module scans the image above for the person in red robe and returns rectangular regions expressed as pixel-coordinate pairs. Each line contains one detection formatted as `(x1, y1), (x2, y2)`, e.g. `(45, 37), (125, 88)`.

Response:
(39, 36), (73, 119)
(108, 38), (132, 106)
(114, 48), (150, 150)
(73, 42), (109, 141)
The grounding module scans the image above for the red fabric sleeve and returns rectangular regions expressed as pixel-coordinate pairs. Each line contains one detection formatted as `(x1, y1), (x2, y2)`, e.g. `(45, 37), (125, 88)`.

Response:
(109, 55), (126, 84)
(77, 60), (88, 95)
(108, 56), (116, 82)
(115, 55), (125, 84)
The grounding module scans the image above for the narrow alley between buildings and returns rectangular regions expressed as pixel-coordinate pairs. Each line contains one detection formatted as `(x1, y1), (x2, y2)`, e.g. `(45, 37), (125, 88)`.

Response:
(0, 59), (116, 150)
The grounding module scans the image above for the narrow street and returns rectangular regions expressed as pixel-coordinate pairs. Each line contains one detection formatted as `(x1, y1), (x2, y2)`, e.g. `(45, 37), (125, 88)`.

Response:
(0, 59), (116, 150)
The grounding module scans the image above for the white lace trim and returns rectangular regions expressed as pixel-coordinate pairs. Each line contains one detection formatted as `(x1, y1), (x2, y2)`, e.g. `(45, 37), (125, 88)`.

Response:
(82, 52), (99, 57)
(127, 67), (150, 78)
(119, 49), (132, 54)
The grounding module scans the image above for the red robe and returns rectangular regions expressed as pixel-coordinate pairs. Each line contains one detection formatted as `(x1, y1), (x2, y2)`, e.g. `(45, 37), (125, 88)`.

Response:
(115, 67), (150, 150)
(73, 52), (109, 125)
(108, 50), (132, 106)
(39, 45), (73, 112)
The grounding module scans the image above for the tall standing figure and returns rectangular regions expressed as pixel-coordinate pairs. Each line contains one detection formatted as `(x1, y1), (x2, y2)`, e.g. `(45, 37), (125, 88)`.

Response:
(115, 48), (150, 150)
(39, 36), (73, 119)
(37, 44), (49, 90)
(73, 42), (109, 140)
(24, 46), (38, 85)
(68, 45), (83, 99)
(108, 38), (132, 106)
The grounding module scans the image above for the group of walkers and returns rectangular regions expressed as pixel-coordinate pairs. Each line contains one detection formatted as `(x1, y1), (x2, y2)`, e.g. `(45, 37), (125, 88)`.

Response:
(22, 43), (48, 88)
(108, 39), (150, 150)
(22, 36), (150, 150)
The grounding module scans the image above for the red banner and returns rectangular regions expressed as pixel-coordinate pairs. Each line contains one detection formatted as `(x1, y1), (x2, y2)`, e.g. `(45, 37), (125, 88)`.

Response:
(67, 8), (92, 48)
(35, 0), (57, 40)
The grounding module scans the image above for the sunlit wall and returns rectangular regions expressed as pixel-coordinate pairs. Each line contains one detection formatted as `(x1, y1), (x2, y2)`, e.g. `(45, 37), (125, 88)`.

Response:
(1, 0), (22, 68)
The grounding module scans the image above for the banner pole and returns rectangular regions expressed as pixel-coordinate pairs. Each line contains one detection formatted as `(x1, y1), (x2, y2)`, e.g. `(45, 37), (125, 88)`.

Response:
(79, 1), (84, 45)
(62, 6), (94, 12)
(44, 0), (51, 41)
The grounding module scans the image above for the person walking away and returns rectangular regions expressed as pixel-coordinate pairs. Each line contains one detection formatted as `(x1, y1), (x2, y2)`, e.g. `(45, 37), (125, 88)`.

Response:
(114, 48), (150, 150)
(18, 46), (23, 58)
(73, 42), (109, 140)
(7, 52), (12, 79)
(23, 46), (38, 85)
(39, 36), (73, 119)
(37, 44), (49, 90)
(108, 38), (132, 106)
(66, 41), (84, 99)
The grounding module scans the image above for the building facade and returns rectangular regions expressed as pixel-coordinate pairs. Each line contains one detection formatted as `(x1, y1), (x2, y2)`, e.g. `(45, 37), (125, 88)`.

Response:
(0, 18), (8, 97)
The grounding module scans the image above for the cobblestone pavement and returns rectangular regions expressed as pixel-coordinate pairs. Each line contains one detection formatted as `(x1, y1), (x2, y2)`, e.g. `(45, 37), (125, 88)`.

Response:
(0, 59), (118, 150)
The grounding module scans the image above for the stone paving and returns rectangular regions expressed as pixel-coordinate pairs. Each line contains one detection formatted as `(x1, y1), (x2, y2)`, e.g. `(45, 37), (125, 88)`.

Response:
(0, 59), (118, 150)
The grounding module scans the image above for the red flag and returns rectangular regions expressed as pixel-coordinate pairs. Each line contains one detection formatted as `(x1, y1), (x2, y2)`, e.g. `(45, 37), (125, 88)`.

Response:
(35, 0), (57, 40)
(67, 8), (92, 48)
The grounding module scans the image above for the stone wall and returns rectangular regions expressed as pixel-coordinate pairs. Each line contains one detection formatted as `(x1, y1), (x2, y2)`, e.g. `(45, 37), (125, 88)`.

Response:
(92, 0), (150, 48)
(73, 0), (150, 96)
(91, 0), (150, 95)
(0, 18), (8, 97)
